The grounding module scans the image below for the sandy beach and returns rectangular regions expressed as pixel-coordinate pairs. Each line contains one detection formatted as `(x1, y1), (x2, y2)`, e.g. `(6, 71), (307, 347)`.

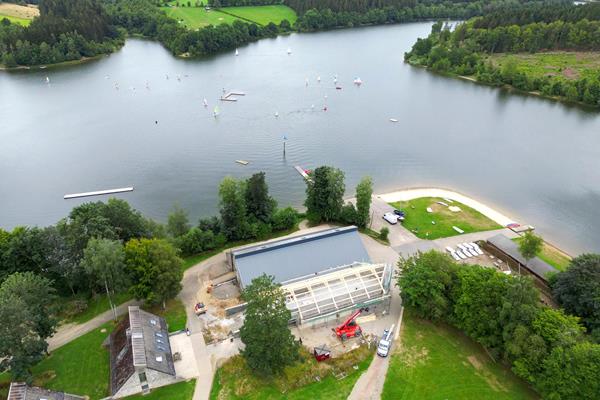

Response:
(376, 187), (517, 227)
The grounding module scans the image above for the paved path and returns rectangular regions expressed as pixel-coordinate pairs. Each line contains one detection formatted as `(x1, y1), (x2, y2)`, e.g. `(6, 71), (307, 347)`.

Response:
(48, 299), (141, 351)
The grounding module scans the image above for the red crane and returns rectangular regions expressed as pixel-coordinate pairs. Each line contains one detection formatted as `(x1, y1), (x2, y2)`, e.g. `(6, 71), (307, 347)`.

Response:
(333, 308), (363, 341)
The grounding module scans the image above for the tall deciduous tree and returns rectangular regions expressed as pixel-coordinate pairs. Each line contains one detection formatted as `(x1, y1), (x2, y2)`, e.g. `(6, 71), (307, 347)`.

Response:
(355, 176), (373, 228)
(397, 250), (456, 321)
(240, 274), (299, 376)
(304, 166), (345, 223)
(553, 253), (600, 339)
(167, 204), (191, 238)
(80, 238), (128, 320)
(219, 176), (248, 241)
(245, 172), (276, 223)
(518, 231), (543, 274)
(125, 238), (182, 309)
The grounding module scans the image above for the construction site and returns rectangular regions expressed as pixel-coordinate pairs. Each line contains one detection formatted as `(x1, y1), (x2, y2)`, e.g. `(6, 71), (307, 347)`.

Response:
(190, 226), (401, 358)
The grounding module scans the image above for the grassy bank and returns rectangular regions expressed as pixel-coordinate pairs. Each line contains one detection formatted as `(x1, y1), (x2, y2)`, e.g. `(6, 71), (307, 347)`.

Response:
(59, 291), (133, 325)
(0, 3), (38, 26)
(210, 346), (372, 399)
(160, 3), (296, 29)
(388, 197), (501, 240)
(382, 310), (538, 399)
(124, 379), (196, 400)
(0, 14), (32, 26)
(512, 237), (571, 271)
(488, 52), (600, 83)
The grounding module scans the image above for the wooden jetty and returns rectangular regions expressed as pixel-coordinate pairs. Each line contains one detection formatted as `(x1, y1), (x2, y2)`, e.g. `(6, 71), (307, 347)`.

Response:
(64, 187), (134, 199)
(294, 166), (312, 181)
(235, 160), (249, 165)
(220, 91), (246, 101)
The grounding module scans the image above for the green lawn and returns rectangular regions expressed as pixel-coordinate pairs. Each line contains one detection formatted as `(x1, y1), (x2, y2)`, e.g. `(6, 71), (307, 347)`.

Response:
(512, 237), (571, 271)
(221, 5), (297, 26)
(31, 323), (114, 399)
(124, 379), (196, 399)
(0, 14), (32, 26)
(60, 292), (133, 325)
(488, 52), (600, 82)
(144, 298), (187, 332)
(210, 346), (373, 399)
(160, 4), (296, 29)
(389, 197), (501, 240)
(382, 310), (538, 400)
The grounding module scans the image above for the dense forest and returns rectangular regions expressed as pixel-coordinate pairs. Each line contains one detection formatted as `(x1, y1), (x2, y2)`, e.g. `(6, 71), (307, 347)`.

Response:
(404, 2), (600, 106)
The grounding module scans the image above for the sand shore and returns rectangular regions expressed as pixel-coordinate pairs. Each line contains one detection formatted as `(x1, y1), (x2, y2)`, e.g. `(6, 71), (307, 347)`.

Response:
(376, 187), (516, 227)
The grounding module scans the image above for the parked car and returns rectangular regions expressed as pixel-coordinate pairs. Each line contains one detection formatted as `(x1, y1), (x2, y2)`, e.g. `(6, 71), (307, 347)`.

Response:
(383, 212), (398, 225)
(393, 209), (406, 220)
(194, 302), (206, 315)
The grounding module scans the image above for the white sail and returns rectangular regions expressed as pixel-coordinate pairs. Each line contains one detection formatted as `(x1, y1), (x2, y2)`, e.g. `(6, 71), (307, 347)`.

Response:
(235, 49), (239, 56)
(213, 106), (219, 117)
(287, 47), (292, 55)
(203, 98), (208, 107)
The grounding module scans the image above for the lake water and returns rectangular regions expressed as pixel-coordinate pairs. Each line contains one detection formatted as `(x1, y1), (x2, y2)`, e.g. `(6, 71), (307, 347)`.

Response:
(1, 23), (600, 255)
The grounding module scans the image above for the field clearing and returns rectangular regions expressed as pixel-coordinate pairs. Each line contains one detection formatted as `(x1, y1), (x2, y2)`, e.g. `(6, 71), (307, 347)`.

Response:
(160, 4), (296, 29)
(210, 346), (372, 399)
(488, 52), (600, 81)
(389, 197), (501, 240)
(0, 2), (38, 26)
(223, 5), (297, 25)
(161, 6), (241, 29)
(382, 310), (538, 400)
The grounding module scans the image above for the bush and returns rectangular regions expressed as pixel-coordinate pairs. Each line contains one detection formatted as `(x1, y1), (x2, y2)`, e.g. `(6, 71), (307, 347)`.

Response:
(271, 207), (299, 231)
(340, 203), (358, 225)
(379, 227), (389, 241)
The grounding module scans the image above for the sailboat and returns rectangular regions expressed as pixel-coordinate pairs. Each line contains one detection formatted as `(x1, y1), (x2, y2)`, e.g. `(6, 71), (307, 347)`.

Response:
(213, 106), (220, 117)
(235, 48), (239, 56)
(203, 98), (208, 107)
(353, 77), (363, 86)
(274, 111), (279, 118)
(287, 47), (292, 55)
(45, 76), (50, 84)
(317, 76), (321, 83)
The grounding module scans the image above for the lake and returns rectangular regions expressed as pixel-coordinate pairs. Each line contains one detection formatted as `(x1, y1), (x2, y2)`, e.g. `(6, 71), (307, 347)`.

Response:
(1, 22), (600, 255)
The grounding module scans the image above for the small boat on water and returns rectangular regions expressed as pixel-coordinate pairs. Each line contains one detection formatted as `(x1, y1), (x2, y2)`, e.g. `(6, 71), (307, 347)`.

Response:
(275, 111), (279, 118)
(235, 48), (239, 56)
(45, 76), (50, 84)
(235, 160), (249, 165)
(287, 47), (292, 55)
(203, 98), (208, 107)
(389, 118), (399, 122)
(335, 86), (342, 90)
(213, 106), (220, 117)
(317, 76), (321, 82)
(353, 77), (363, 85)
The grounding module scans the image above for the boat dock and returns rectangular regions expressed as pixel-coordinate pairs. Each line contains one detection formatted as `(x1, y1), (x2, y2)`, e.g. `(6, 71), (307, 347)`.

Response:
(294, 166), (312, 181)
(64, 187), (134, 199)
(220, 91), (246, 101)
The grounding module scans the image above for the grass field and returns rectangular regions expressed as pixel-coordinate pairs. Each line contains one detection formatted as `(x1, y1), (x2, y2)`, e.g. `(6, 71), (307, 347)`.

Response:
(388, 197), (501, 240)
(221, 5), (297, 26)
(30, 323), (114, 399)
(488, 52), (600, 82)
(124, 379), (196, 399)
(0, 3), (38, 26)
(144, 298), (187, 332)
(512, 237), (571, 271)
(160, 3), (296, 29)
(382, 310), (538, 400)
(210, 346), (372, 399)
(60, 291), (133, 325)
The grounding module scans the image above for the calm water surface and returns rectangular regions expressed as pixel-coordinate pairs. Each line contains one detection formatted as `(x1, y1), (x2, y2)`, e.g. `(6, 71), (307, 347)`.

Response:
(1, 23), (600, 255)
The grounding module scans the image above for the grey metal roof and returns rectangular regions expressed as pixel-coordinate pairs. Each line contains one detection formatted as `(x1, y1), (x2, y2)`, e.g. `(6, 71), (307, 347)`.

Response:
(128, 306), (176, 376)
(8, 383), (85, 400)
(487, 234), (557, 281)
(232, 226), (371, 288)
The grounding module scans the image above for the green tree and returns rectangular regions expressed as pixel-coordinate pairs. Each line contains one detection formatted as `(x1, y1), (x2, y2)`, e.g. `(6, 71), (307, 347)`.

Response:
(518, 231), (543, 274)
(0, 272), (57, 341)
(304, 166), (345, 223)
(80, 238), (128, 321)
(397, 250), (456, 321)
(167, 204), (191, 238)
(219, 176), (249, 241)
(354, 176), (373, 228)
(125, 238), (183, 309)
(240, 274), (299, 376)
(379, 226), (389, 241)
(553, 253), (600, 339)
(245, 172), (276, 223)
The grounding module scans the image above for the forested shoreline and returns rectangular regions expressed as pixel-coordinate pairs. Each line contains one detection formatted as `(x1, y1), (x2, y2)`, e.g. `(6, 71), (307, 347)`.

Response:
(404, 1), (600, 106)
(2, 0), (545, 68)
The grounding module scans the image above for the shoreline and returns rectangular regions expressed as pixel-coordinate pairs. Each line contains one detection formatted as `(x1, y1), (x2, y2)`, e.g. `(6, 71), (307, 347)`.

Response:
(376, 187), (517, 227)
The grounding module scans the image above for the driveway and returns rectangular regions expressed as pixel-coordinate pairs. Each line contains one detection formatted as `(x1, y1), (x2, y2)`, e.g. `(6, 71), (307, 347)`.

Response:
(368, 196), (419, 248)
